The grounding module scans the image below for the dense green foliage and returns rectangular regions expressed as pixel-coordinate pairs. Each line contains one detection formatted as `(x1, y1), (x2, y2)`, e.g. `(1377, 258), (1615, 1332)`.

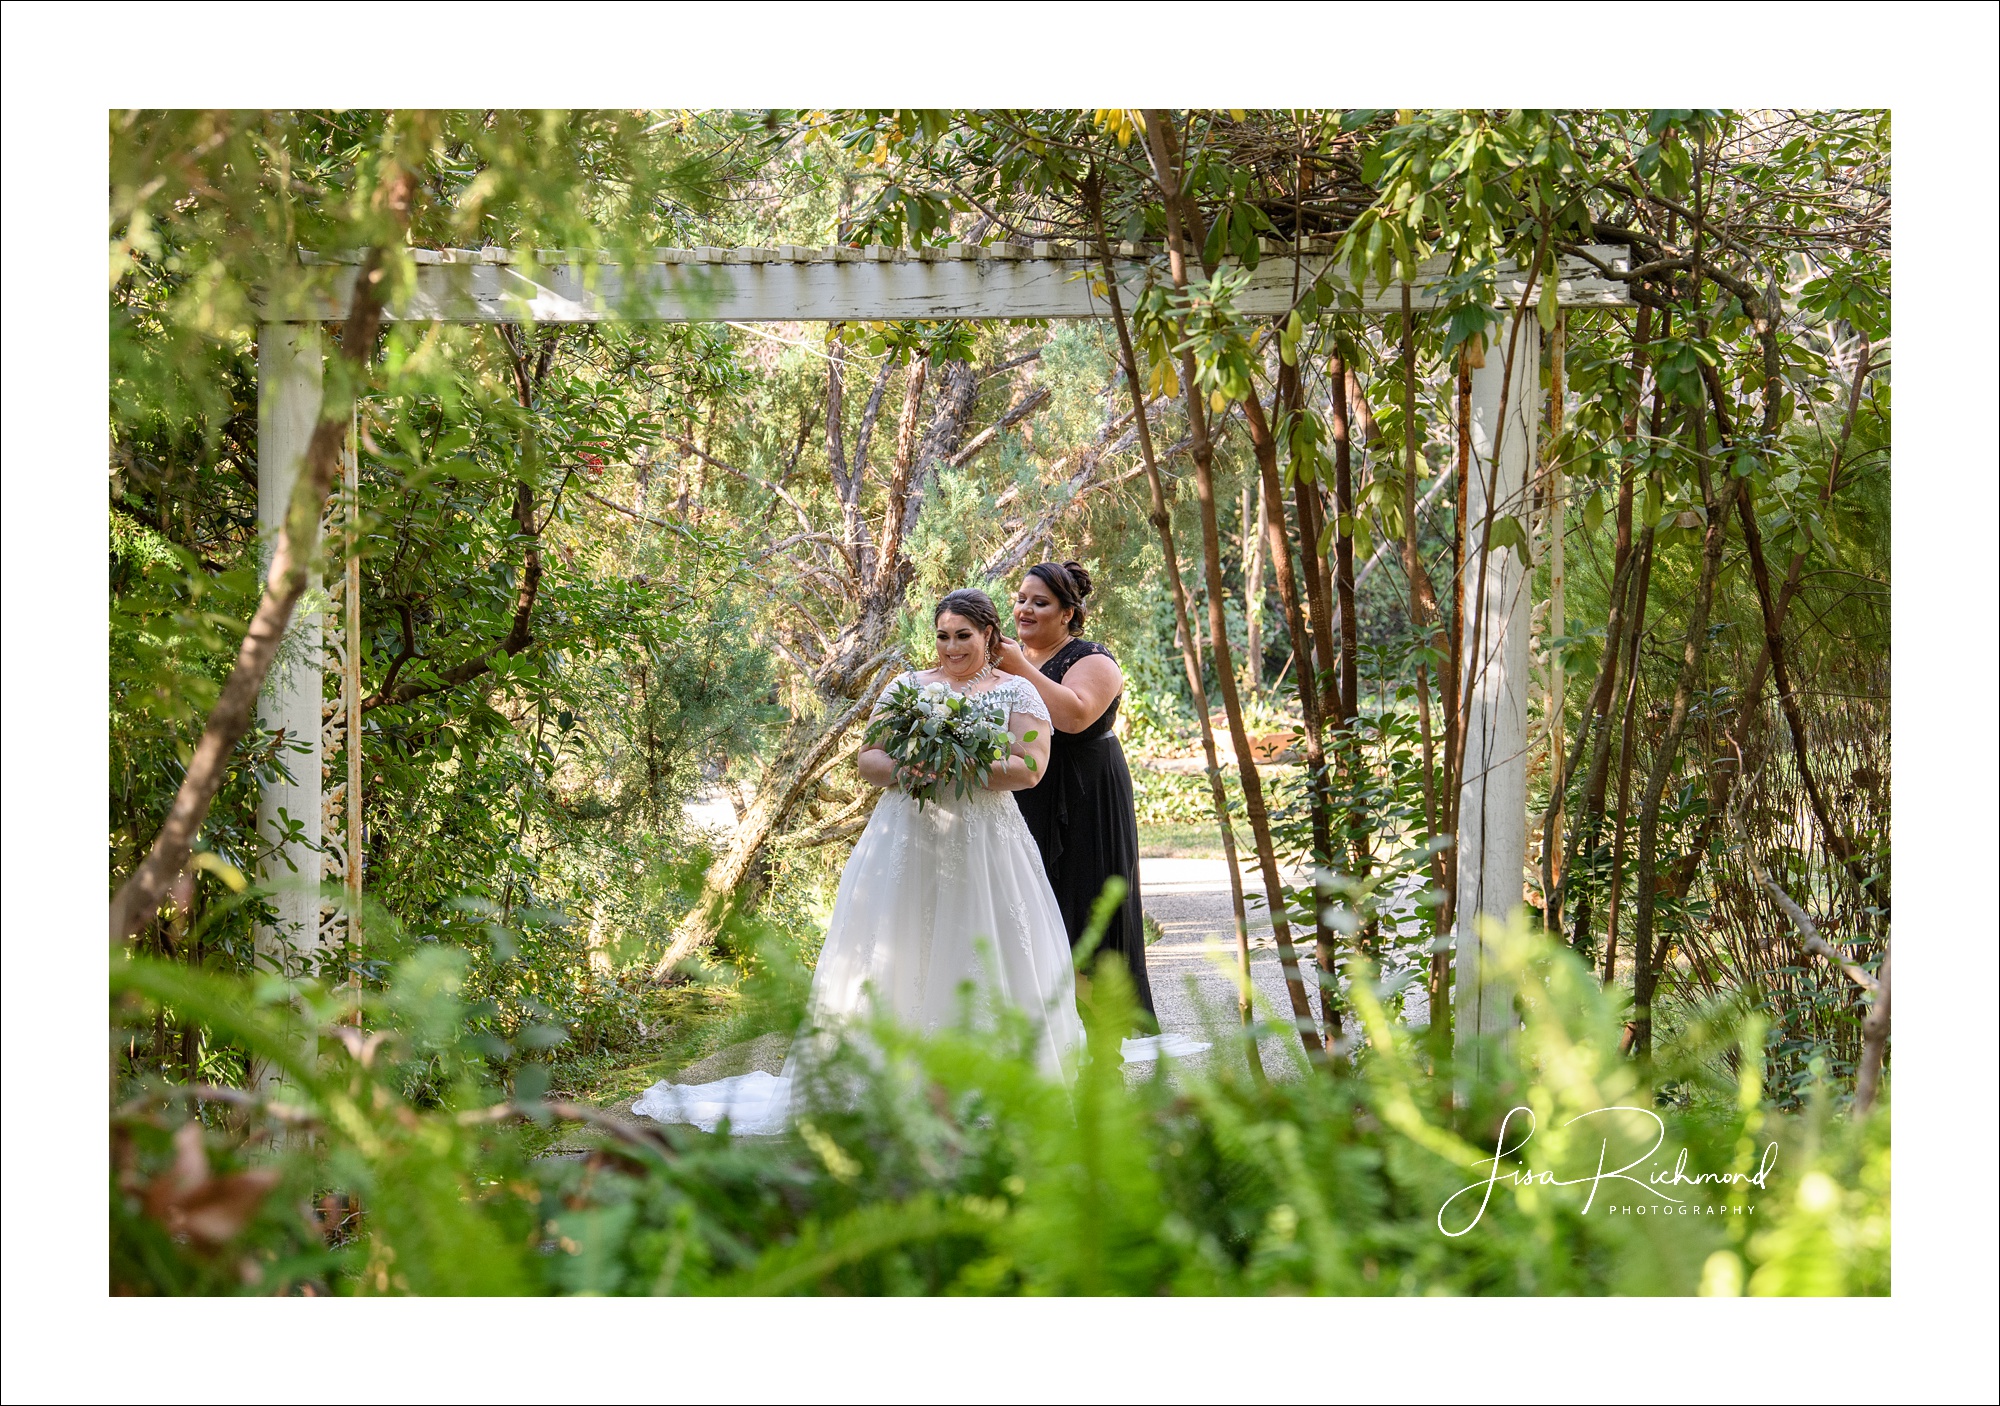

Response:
(108, 107), (1889, 1296)
(112, 913), (1886, 1296)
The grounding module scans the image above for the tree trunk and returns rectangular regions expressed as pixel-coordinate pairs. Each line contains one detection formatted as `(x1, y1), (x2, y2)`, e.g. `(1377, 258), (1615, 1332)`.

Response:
(1540, 313), (1567, 925)
(1144, 109), (1323, 1058)
(653, 348), (987, 976)
(1646, 332), (1879, 935)
(652, 660), (899, 977)
(1245, 380), (1342, 1046)
(1602, 348), (1674, 985)
(1398, 289), (1450, 1046)
(1327, 351), (1377, 980)
(1243, 480), (1266, 695)
(1278, 356), (1346, 1020)
(1854, 944), (1891, 1112)
(1552, 537), (1636, 948)
(1439, 350), (1473, 942)
(1736, 466), (1884, 918)
(1631, 420), (1744, 1066)
(1088, 193), (1260, 1063)
(1601, 520), (1656, 987)
(1566, 304), (1655, 958)
(1328, 356), (1364, 821)
(109, 217), (405, 942)
(1293, 446), (1342, 726)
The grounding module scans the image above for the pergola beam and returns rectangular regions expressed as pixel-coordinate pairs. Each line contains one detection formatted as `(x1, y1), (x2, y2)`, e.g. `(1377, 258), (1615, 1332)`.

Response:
(271, 242), (1634, 324)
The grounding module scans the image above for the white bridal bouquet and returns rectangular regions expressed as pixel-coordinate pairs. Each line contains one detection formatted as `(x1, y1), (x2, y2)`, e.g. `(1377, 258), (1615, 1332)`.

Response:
(864, 679), (1035, 808)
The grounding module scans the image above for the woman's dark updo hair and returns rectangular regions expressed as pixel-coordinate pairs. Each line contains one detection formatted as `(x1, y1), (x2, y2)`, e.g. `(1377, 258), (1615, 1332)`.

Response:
(935, 588), (1004, 664)
(1026, 560), (1093, 636)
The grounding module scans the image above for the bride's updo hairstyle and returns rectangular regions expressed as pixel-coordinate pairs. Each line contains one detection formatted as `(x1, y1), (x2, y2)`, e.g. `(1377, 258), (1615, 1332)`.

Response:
(1026, 560), (1093, 636)
(935, 587), (1005, 664)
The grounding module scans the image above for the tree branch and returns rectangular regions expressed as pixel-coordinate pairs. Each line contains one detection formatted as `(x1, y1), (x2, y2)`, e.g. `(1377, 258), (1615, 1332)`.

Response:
(871, 359), (929, 596)
(578, 486), (695, 538)
(110, 172), (411, 941)
(848, 356), (896, 492)
(1753, 866), (1878, 995)
(662, 433), (816, 538)
(946, 386), (1050, 469)
(371, 597), (421, 705)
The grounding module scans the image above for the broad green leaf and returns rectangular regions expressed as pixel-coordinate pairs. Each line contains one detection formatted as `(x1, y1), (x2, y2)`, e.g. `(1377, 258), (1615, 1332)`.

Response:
(1485, 514), (1529, 554)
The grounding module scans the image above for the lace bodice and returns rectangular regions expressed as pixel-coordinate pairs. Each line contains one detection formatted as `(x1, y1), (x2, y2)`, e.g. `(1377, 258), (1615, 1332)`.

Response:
(883, 670), (1050, 723)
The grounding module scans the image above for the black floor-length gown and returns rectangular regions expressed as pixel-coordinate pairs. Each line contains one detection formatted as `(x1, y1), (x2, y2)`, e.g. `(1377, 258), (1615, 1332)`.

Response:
(1012, 638), (1156, 1019)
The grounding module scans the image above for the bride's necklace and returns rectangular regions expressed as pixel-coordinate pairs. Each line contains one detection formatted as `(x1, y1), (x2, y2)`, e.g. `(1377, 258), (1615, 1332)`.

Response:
(942, 661), (996, 690)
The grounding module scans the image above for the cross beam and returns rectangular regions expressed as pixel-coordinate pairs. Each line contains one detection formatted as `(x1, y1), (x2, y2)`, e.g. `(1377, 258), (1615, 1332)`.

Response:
(272, 242), (1633, 324)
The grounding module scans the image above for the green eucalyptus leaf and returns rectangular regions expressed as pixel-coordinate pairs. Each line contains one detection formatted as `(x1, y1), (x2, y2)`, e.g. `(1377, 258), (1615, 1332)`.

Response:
(1582, 490), (1605, 537)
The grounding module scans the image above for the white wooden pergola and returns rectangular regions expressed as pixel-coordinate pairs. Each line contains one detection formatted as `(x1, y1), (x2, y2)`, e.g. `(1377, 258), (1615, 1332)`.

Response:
(255, 239), (1632, 1057)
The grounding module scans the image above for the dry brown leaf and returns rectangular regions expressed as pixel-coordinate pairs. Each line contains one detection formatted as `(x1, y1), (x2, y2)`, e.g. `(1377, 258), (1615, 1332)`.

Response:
(142, 1122), (282, 1247)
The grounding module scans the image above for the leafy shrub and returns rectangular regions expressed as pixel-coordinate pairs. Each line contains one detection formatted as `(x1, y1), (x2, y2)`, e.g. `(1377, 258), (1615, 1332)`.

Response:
(1131, 766), (1245, 827)
(111, 909), (1887, 1297)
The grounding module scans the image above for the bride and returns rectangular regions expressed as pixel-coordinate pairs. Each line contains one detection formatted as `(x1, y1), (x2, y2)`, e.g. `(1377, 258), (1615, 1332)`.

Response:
(633, 588), (1085, 1134)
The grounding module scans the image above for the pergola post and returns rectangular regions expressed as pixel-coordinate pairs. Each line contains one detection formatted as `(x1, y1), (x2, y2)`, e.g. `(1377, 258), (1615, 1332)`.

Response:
(1452, 311), (1542, 1073)
(253, 325), (326, 1013)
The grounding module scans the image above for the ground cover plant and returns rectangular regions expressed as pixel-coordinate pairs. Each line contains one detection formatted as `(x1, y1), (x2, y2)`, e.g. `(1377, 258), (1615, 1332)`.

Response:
(111, 908), (1887, 1296)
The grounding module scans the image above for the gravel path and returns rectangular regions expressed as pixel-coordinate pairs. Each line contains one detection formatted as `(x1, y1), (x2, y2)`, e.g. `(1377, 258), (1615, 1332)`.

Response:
(1135, 856), (1310, 1079)
(1136, 856), (1432, 1082)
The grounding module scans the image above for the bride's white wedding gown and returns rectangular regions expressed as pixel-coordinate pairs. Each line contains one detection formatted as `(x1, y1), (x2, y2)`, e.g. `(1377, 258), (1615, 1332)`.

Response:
(633, 672), (1085, 1134)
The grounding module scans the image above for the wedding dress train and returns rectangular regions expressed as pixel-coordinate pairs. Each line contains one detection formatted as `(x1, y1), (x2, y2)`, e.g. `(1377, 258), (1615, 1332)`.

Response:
(633, 674), (1084, 1134)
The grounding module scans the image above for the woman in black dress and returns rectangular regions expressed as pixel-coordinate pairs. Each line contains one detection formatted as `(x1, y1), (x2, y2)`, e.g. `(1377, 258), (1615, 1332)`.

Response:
(999, 561), (1155, 1021)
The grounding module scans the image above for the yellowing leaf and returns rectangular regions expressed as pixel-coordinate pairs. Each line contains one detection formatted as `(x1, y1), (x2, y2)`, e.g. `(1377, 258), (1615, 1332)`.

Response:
(1091, 109), (1145, 148)
(191, 851), (246, 893)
